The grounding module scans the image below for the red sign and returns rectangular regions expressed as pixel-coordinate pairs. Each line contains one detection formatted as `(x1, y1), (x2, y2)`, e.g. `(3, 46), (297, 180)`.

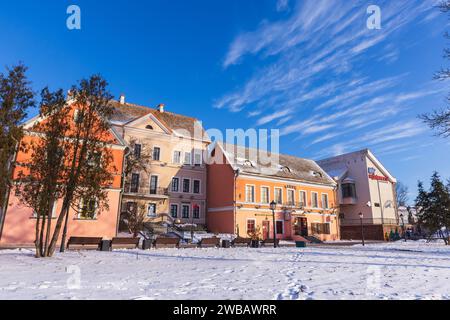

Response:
(369, 174), (389, 182)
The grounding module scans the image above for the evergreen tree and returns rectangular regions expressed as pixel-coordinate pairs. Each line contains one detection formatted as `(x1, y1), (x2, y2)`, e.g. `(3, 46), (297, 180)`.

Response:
(415, 173), (450, 245)
(0, 64), (34, 236)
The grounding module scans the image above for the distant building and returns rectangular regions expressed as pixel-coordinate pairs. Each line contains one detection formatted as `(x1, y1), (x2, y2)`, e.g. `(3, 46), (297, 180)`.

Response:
(207, 143), (339, 242)
(317, 149), (399, 241)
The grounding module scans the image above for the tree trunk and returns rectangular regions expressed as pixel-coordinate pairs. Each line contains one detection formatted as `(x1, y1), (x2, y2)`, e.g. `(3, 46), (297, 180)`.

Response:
(59, 207), (70, 253)
(34, 211), (41, 258)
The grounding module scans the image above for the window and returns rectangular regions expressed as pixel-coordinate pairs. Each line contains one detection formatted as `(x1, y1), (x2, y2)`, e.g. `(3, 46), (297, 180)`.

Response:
(149, 175), (158, 194)
(184, 152), (191, 165)
(299, 191), (307, 207)
(173, 151), (181, 164)
(147, 203), (157, 217)
(342, 183), (356, 198)
(170, 204), (178, 218)
(125, 201), (137, 213)
(287, 189), (295, 206)
(182, 205), (190, 218)
(261, 187), (270, 204)
(152, 147), (160, 161)
(73, 109), (84, 123)
(245, 185), (255, 203)
(171, 177), (179, 192)
(194, 152), (202, 166)
(311, 223), (331, 235)
(130, 173), (140, 193)
(193, 180), (200, 194)
(33, 201), (57, 218)
(247, 219), (256, 234)
(321, 194), (329, 209)
(87, 151), (102, 167)
(183, 179), (190, 193)
(80, 198), (97, 220)
(276, 221), (284, 235)
(274, 188), (283, 204)
(193, 205), (200, 219)
(145, 125), (153, 130)
(134, 144), (142, 159)
(311, 192), (319, 208)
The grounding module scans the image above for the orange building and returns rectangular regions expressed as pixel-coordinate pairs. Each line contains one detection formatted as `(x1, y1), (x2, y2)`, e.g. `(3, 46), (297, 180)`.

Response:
(207, 143), (339, 242)
(0, 102), (126, 247)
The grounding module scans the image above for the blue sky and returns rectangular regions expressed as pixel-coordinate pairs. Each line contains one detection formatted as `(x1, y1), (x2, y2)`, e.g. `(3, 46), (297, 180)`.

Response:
(1, 0), (449, 201)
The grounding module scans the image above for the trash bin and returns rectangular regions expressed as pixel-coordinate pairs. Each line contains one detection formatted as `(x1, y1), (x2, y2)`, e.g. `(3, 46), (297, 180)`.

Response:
(295, 241), (307, 248)
(222, 240), (231, 248)
(100, 240), (111, 251)
(142, 239), (153, 250)
(250, 240), (259, 248)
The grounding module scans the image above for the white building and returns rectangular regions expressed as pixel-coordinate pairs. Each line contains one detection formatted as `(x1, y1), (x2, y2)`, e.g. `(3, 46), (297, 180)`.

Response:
(317, 149), (399, 241)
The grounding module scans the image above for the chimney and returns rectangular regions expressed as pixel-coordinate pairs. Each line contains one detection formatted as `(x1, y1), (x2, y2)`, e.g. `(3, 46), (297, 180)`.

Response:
(157, 103), (165, 113)
(119, 94), (125, 104)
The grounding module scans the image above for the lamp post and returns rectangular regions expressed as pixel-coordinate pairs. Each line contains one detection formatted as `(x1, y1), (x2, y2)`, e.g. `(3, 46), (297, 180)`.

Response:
(359, 212), (365, 247)
(400, 213), (406, 242)
(270, 200), (277, 248)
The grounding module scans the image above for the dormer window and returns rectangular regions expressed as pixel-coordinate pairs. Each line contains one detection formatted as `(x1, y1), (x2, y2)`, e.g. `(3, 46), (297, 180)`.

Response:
(311, 171), (322, 178)
(145, 125), (154, 130)
(281, 166), (291, 173)
(73, 109), (84, 124)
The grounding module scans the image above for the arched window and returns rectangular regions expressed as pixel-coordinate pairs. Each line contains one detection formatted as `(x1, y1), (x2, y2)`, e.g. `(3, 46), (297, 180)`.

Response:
(145, 125), (154, 130)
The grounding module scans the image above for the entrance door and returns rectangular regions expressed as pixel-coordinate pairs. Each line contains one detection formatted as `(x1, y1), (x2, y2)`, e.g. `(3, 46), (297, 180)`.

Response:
(295, 218), (308, 237)
(262, 221), (270, 240)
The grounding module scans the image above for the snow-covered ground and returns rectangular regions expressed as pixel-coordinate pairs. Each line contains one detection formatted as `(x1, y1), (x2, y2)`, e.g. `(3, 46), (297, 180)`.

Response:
(0, 241), (449, 300)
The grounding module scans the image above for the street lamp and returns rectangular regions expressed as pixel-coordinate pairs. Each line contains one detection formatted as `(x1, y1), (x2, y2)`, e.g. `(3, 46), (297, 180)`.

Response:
(270, 200), (277, 248)
(359, 212), (365, 247)
(400, 213), (406, 242)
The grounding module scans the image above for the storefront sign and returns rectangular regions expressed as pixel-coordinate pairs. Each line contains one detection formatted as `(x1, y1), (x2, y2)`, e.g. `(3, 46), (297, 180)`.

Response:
(369, 174), (389, 182)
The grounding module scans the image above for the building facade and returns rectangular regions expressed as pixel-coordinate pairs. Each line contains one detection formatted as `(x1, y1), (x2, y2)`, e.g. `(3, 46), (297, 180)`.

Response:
(207, 143), (339, 242)
(0, 103), (126, 246)
(317, 149), (399, 241)
(110, 97), (209, 227)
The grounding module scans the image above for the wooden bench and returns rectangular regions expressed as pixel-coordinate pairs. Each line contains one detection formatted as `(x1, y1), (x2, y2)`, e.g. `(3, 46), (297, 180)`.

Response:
(111, 237), (140, 250)
(198, 237), (221, 248)
(154, 237), (180, 249)
(260, 239), (280, 247)
(232, 237), (251, 247)
(67, 237), (103, 251)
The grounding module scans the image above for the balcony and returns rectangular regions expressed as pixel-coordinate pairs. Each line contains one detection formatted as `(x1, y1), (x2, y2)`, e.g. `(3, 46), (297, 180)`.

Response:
(340, 218), (399, 226)
(124, 184), (169, 198)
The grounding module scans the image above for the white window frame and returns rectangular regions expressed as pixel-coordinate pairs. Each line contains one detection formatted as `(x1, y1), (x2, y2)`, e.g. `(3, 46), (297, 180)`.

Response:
(274, 187), (283, 204)
(78, 197), (98, 220)
(171, 177), (180, 192)
(321, 193), (329, 209)
(299, 190), (307, 207)
(246, 218), (256, 234)
(173, 150), (182, 164)
(181, 204), (190, 219)
(194, 150), (202, 166)
(261, 186), (270, 204)
(32, 201), (58, 218)
(245, 184), (256, 203)
(170, 204), (179, 218)
(147, 203), (157, 217)
(182, 178), (191, 193)
(193, 179), (201, 194)
(311, 192), (319, 208)
(149, 174), (159, 194)
(287, 188), (295, 205)
(152, 145), (161, 161)
(184, 152), (192, 165)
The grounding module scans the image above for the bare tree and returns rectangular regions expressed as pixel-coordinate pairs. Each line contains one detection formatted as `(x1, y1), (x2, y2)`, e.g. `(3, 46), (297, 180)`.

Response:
(396, 181), (409, 207)
(420, 1), (450, 137)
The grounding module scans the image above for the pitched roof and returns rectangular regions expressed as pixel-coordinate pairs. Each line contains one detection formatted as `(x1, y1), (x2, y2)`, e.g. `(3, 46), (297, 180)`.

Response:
(109, 100), (206, 139)
(217, 143), (336, 186)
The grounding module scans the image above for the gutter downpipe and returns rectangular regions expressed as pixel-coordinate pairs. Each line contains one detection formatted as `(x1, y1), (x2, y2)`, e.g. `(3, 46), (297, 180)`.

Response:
(234, 168), (240, 237)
